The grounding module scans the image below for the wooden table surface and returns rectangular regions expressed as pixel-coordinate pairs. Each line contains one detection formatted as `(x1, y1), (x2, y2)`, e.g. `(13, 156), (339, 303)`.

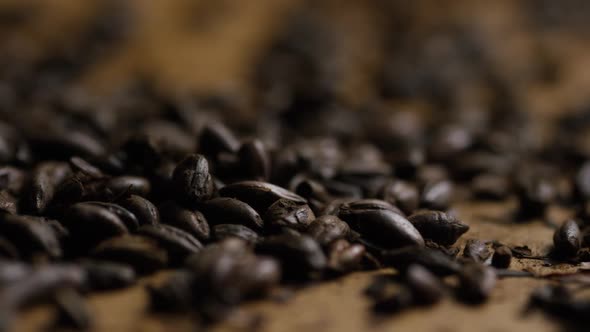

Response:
(3, 1), (590, 331)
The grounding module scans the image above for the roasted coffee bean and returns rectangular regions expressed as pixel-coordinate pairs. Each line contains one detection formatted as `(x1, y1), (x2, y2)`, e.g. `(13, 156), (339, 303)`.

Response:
(405, 264), (444, 305)
(371, 286), (414, 314)
(491, 245), (512, 268)
(68, 156), (104, 179)
(307, 215), (350, 246)
(81, 261), (136, 291)
(147, 270), (195, 312)
(379, 180), (419, 215)
(29, 129), (106, 160)
(323, 180), (363, 199)
(420, 180), (454, 210)
(83, 201), (139, 231)
(382, 246), (462, 276)
(527, 285), (590, 322)
(91, 235), (168, 274)
(0, 166), (27, 196)
(0, 214), (62, 259)
(238, 139), (271, 181)
(456, 263), (497, 304)
(288, 176), (331, 213)
(256, 232), (326, 277)
(119, 194), (160, 226)
(213, 224), (260, 244)
(0, 261), (30, 285)
(25, 161), (71, 214)
(219, 181), (306, 214)
(137, 224), (203, 260)
(121, 134), (163, 169)
(408, 210), (469, 246)
(52, 288), (91, 330)
(576, 161), (590, 200)
(0, 237), (20, 260)
(516, 176), (556, 219)
(463, 239), (493, 263)
(172, 154), (215, 204)
(105, 176), (151, 197)
(338, 199), (404, 217)
(0, 264), (85, 330)
(0, 190), (17, 215)
(187, 239), (280, 303)
(553, 219), (581, 257)
(471, 173), (511, 200)
(159, 201), (210, 241)
(424, 239), (460, 257)
(339, 208), (424, 249)
(63, 203), (129, 247)
(327, 239), (365, 272)
(199, 122), (240, 155)
(264, 198), (315, 231)
(201, 197), (264, 230)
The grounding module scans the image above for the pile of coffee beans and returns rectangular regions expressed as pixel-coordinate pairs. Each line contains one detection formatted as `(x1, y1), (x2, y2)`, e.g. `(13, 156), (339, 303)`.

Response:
(3, 2), (590, 331)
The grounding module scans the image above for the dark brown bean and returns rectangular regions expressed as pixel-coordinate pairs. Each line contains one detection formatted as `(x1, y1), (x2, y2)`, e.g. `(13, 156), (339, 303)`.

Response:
(0, 166), (27, 196)
(307, 215), (350, 246)
(405, 264), (444, 305)
(371, 287), (414, 314)
(147, 270), (195, 312)
(456, 263), (497, 304)
(91, 235), (168, 274)
(0, 264), (85, 330)
(339, 209), (424, 249)
(0, 236), (19, 260)
(25, 161), (71, 214)
(62, 203), (129, 248)
(83, 201), (139, 231)
(137, 224), (203, 260)
(187, 239), (280, 303)
(119, 194), (160, 226)
(172, 154), (215, 204)
(0, 214), (62, 259)
(159, 201), (210, 241)
(201, 197), (264, 230)
(213, 224), (260, 244)
(264, 198), (315, 231)
(463, 239), (493, 263)
(256, 232), (326, 278)
(238, 139), (271, 181)
(382, 246), (462, 276)
(0, 190), (17, 215)
(0, 261), (30, 285)
(491, 245), (512, 268)
(576, 162), (590, 200)
(338, 199), (404, 217)
(553, 219), (581, 257)
(408, 210), (469, 246)
(199, 122), (240, 155)
(81, 261), (136, 291)
(68, 156), (104, 179)
(420, 180), (454, 210)
(219, 181), (306, 214)
(52, 288), (91, 330)
(327, 239), (365, 272)
(379, 180), (419, 215)
(105, 176), (151, 197)
(471, 173), (511, 200)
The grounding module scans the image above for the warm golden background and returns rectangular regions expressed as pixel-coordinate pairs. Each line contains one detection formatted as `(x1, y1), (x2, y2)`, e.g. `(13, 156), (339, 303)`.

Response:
(2, 1), (590, 331)
(2, 0), (590, 117)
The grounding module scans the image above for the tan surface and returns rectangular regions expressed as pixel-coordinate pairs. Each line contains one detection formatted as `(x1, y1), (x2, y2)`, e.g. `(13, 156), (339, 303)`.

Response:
(3, 1), (590, 331)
